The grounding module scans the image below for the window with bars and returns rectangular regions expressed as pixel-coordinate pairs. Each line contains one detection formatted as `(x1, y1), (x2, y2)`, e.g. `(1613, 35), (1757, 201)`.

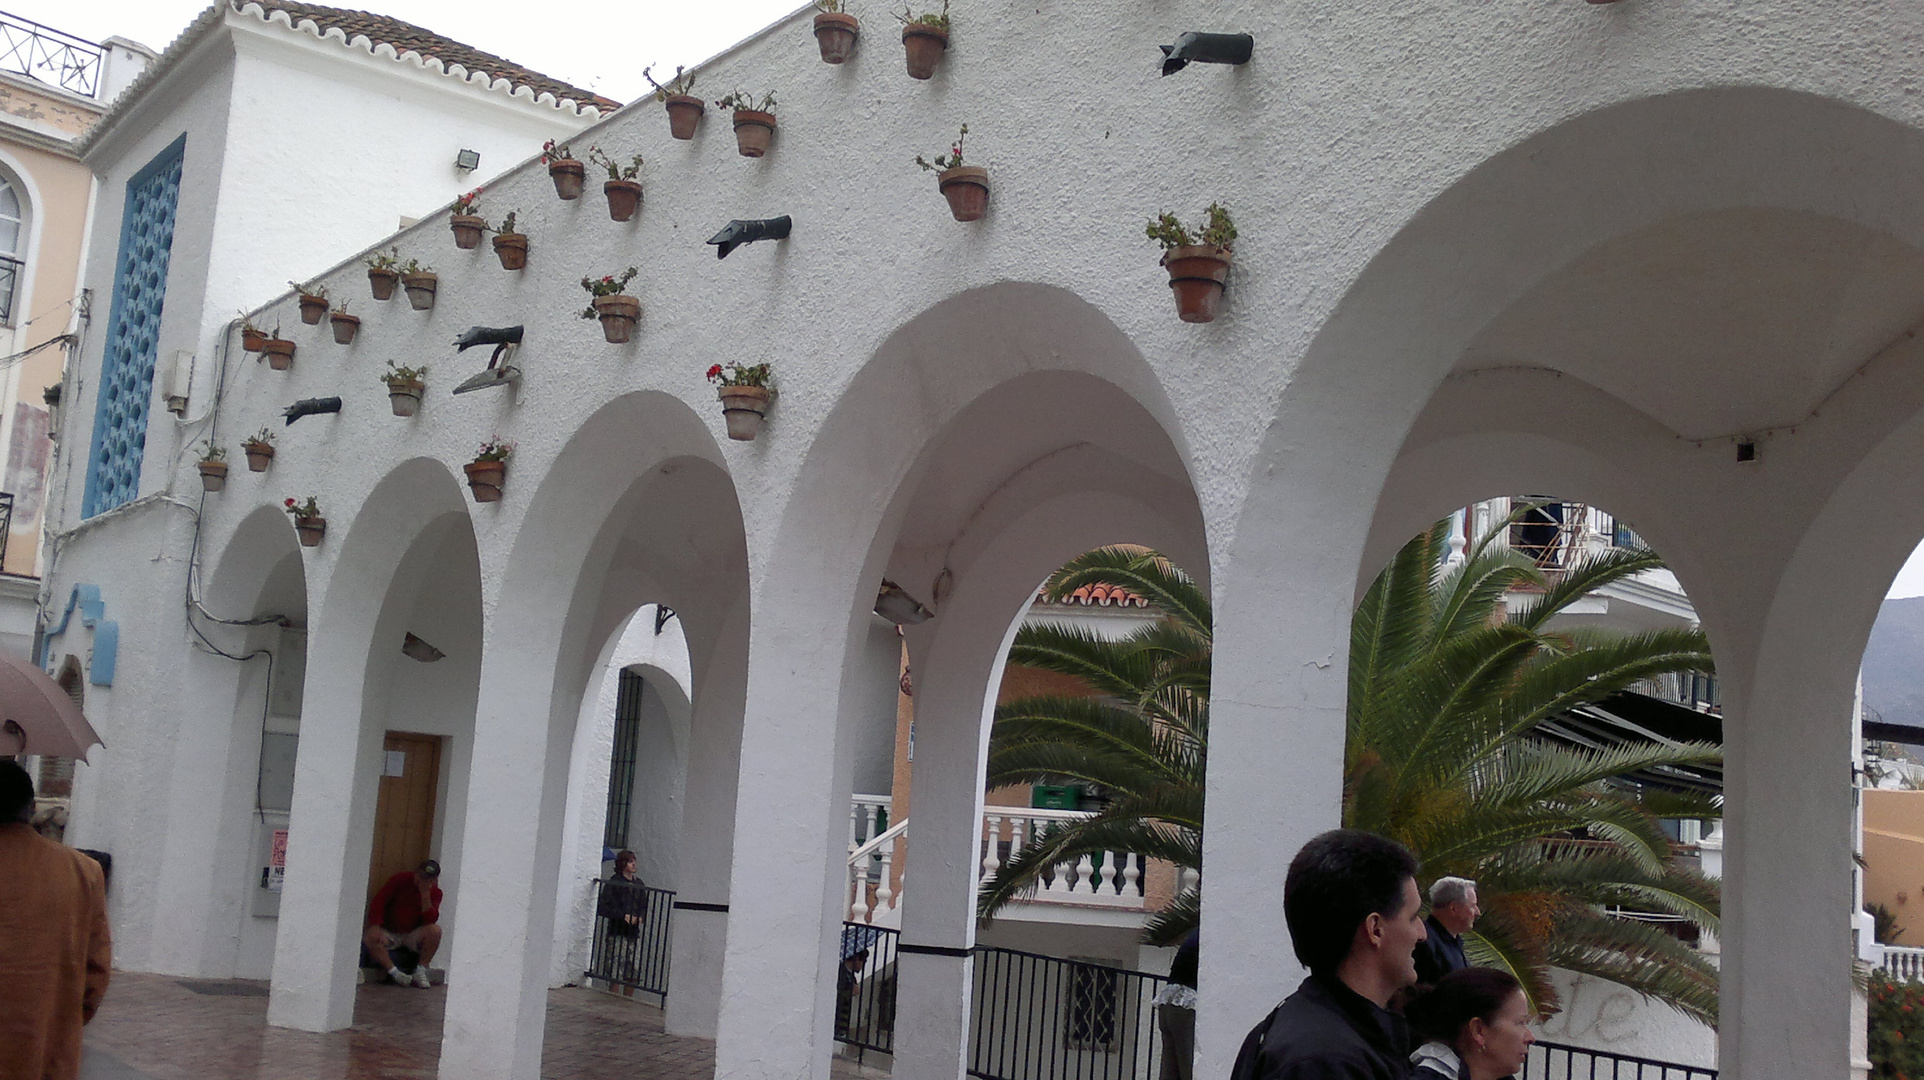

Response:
(84, 136), (184, 518)
(603, 669), (644, 851)
(1065, 960), (1120, 1049)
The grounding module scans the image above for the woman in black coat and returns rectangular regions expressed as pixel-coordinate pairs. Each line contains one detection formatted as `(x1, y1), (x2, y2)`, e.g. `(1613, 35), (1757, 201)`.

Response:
(1404, 968), (1536, 1080)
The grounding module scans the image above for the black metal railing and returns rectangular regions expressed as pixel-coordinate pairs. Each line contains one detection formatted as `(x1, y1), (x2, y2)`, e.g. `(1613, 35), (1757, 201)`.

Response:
(968, 946), (1166, 1080)
(0, 12), (103, 97)
(0, 253), (21, 326)
(584, 879), (674, 1002)
(0, 490), (15, 568)
(1521, 1039), (1716, 1080)
(836, 923), (899, 1059)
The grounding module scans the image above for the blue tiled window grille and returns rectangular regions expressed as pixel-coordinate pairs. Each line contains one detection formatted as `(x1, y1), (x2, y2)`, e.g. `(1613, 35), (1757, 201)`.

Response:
(84, 136), (184, 518)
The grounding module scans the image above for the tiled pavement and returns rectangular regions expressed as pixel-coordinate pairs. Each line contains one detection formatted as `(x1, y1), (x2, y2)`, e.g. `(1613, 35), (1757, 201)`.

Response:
(82, 972), (887, 1080)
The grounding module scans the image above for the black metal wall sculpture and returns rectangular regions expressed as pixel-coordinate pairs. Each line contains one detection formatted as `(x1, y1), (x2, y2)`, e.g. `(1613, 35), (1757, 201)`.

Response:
(282, 397), (342, 424)
(707, 216), (793, 259)
(1159, 32), (1253, 76)
(452, 325), (524, 394)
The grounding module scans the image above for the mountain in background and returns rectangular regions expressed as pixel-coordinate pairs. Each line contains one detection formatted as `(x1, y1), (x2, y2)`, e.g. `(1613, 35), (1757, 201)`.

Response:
(1864, 596), (1924, 733)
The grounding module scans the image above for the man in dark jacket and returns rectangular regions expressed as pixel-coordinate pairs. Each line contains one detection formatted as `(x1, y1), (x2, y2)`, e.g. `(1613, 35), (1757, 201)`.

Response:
(1232, 829), (1427, 1080)
(1412, 876), (1478, 987)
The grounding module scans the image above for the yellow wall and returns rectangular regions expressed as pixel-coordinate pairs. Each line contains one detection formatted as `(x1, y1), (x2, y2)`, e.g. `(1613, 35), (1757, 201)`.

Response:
(1865, 790), (1924, 945)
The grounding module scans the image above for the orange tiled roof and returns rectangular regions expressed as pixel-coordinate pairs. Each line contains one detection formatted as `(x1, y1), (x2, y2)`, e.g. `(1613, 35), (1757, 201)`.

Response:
(1042, 583), (1151, 608)
(248, 2), (620, 110)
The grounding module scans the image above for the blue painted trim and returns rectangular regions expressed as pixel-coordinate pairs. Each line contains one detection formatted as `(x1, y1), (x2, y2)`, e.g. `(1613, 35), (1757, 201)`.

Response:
(39, 583), (118, 686)
(84, 133), (187, 518)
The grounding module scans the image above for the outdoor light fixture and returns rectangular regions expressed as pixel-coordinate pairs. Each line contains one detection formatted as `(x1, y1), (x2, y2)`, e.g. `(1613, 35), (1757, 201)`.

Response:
(402, 632), (445, 663)
(454, 148), (481, 171)
(1159, 32), (1253, 76)
(42, 383), (59, 440)
(707, 216), (792, 259)
(282, 396), (343, 424)
(451, 325), (524, 394)
(875, 579), (934, 625)
(655, 606), (677, 635)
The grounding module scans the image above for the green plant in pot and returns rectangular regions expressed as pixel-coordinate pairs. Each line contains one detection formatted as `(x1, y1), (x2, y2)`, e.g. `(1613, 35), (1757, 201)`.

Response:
(196, 443), (228, 492)
(450, 187), (485, 249)
(329, 299), (359, 344)
(896, 0), (949, 79)
(284, 495), (325, 547)
(916, 124), (986, 222)
(707, 361), (775, 441)
(588, 147), (644, 222)
(1146, 203), (1236, 324)
(399, 258), (438, 311)
(242, 427), (277, 472)
(292, 281), (327, 325)
(581, 267), (641, 343)
(646, 65), (703, 141)
(365, 248), (401, 301)
(814, 0), (859, 64)
(715, 89), (778, 158)
(543, 140), (584, 200)
(491, 211), (528, 270)
(465, 437), (514, 503)
(382, 361), (428, 417)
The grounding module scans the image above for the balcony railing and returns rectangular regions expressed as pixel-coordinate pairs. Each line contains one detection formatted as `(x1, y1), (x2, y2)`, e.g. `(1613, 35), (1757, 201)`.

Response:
(1881, 943), (1924, 982)
(0, 253), (20, 326)
(0, 11), (103, 98)
(1522, 1039), (1716, 1080)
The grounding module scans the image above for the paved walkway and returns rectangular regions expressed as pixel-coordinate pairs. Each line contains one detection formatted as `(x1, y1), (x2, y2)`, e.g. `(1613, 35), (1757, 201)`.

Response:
(80, 972), (884, 1080)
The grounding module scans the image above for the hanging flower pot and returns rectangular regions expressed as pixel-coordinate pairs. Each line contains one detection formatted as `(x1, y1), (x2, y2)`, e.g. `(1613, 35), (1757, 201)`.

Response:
(243, 436), (276, 472)
(464, 460), (507, 502)
(707, 362), (775, 441)
(1162, 246), (1231, 323)
(603, 180), (642, 222)
(329, 307), (360, 344)
(646, 66), (704, 139)
(296, 291), (328, 325)
(898, 7), (950, 80)
(593, 295), (641, 343)
(717, 385), (771, 441)
(294, 515), (326, 547)
(240, 324), (269, 352)
(465, 439), (513, 503)
(731, 109), (776, 158)
(197, 459), (228, 492)
(402, 271), (438, 310)
(936, 166), (989, 221)
(814, 10), (859, 63)
(450, 214), (485, 249)
(368, 267), (399, 301)
(546, 140), (585, 200)
(1148, 204), (1238, 324)
(261, 338), (296, 371)
(492, 232), (528, 270)
(383, 363), (427, 417)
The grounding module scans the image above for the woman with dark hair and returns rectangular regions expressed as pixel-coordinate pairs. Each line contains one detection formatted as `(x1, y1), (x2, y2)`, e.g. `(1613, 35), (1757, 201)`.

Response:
(1404, 968), (1536, 1080)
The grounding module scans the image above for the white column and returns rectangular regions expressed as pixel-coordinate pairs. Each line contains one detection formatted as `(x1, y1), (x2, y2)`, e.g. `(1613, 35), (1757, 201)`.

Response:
(267, 625), (387, 1031)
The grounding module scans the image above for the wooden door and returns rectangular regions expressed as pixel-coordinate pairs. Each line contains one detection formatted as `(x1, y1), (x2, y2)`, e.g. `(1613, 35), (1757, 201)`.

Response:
(367, 732), (442, 905)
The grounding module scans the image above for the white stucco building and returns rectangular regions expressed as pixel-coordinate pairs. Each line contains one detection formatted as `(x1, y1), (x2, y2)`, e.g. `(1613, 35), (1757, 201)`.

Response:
(34, 1), (1924, 1078)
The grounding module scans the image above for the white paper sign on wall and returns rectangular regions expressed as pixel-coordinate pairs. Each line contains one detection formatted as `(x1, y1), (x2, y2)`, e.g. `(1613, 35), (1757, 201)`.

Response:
(384, 750), (406, 777)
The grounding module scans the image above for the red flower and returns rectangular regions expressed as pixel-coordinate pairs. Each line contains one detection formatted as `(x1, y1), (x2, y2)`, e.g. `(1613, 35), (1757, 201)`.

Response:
(706, 364), (724, 380)
(284, 498), (296, 507)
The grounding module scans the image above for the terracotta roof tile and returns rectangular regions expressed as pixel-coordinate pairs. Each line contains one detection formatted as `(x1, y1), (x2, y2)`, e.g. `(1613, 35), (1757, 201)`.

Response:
(249, 2), (620, 110)
(1042, 583), (1152, 608)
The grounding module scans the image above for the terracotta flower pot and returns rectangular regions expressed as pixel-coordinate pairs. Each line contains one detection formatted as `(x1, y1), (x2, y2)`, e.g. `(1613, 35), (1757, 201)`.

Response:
(936, 166), (989, 222)
(402, 273), (438, 310)
(732, 110), (776, 158)
(902, 24), (948, 79)
(450, 214), (486, 249)
(198, 461), (228, 492)
(387, 379), (425, 417)
(593, 294), (641, 343)
(294, 515), (326, 548)
(242, 443), (275, 472)
(1161, 245), (1232, 324)
(368, 267), (399, 301)
(814, 12), (859, 63)
(493, 232), (528, 271)
(330, 312), (360, 344)
(665, 95), (704, 140)
(298, 294), (327, 325)
(464, 460), (507, 503)
(240, 327), (268, 352)
(549, 158), (585, 200)
(261, 339), (296, 370)
(604, 180), (642, 223)
(718, 385), (771, 441)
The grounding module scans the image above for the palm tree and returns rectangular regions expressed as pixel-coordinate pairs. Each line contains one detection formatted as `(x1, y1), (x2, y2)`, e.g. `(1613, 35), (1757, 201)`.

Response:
(980, 515), (1723, 1022)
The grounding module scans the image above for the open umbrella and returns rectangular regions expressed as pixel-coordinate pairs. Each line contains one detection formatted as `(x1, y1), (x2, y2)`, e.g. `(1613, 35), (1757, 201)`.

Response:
(840, 924), (885, 960)
(0, 653), (100, 761)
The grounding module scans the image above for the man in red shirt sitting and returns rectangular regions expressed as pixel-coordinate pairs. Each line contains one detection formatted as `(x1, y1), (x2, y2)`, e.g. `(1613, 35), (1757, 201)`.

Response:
(364, 859), (443, 988)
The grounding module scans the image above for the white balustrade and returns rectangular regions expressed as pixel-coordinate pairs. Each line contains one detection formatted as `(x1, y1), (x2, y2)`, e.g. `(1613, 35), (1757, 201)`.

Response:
(844, 799), (1172, 924)
(1883, 944), (1924, 982)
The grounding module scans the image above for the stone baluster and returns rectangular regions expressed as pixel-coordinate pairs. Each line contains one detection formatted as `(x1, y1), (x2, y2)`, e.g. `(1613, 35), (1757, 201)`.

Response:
(1097, 850), (1118, 894)
(1121, 852), (1142, 897)
(1073, 853), (1098, 895)
(980, 813), (1003, 888)
(874, 842), (896, 916)
(850, 861), (872, 923)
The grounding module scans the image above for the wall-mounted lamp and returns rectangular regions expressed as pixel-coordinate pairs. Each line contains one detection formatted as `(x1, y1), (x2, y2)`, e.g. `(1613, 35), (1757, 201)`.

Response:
(655, 606), (677, 635)
(42, 383), (59, 440)
(454, 148), (481, 172)
(162, 349), (193, 416)
(452, 325), (523, 394)
(875, 579), (934, 625)
(282, 396), (342, 424)
(1736, 441), (1759, 464)
(402, 632), (445, 663)
(1159, 32), (1254, 76)
(707, 216), (792, 259)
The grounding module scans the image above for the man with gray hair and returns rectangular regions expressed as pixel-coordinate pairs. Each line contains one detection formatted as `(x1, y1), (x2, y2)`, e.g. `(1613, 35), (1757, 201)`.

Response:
(1413, 876), (1479, 986)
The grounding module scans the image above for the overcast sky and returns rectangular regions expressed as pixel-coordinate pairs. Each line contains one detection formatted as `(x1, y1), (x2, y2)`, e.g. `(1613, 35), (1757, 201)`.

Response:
(22, 0), (806, 105)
